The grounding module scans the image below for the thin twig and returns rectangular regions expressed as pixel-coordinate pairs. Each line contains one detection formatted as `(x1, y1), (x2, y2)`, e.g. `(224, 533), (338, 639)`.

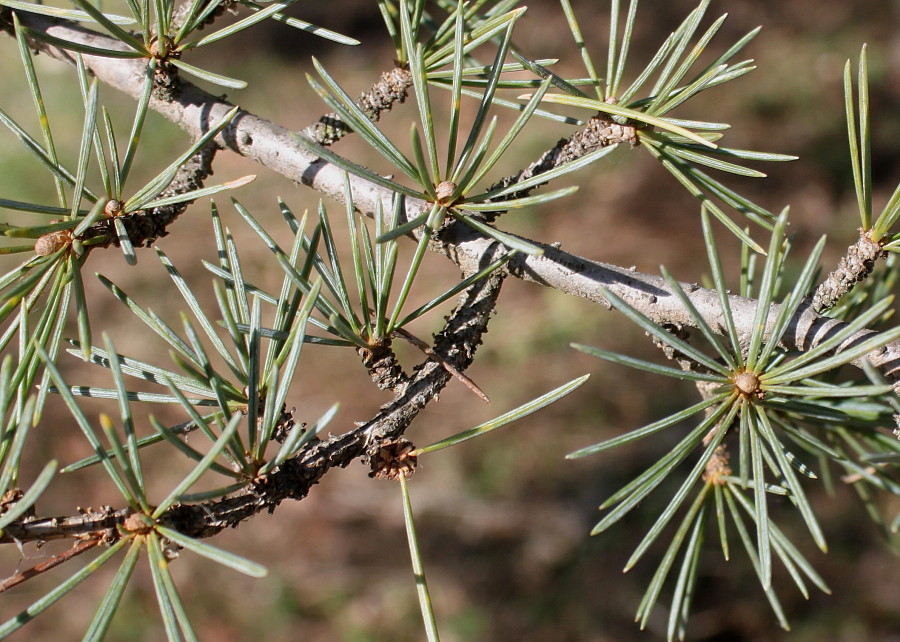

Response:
(481, 113), (639, 223)
(809, 228), (885, 314)
(0, 265), (507, 545)
(0, 537), (103, 594)
(394, 327), (490, 403)
(303, 68), (414, 147)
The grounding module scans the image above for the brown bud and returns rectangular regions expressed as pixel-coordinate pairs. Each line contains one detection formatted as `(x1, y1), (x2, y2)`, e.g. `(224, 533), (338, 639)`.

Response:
(734, 371), (760, 397)
(149, 36), (173, 58)
(122, 511), (154, 535)
(34, 230), (71, 256)
(435, 180), (457, 205)
(104, 199), (123, 217)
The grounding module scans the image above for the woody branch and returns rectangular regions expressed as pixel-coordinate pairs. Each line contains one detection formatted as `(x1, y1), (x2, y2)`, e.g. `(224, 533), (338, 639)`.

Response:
(6, 13), (896, 385)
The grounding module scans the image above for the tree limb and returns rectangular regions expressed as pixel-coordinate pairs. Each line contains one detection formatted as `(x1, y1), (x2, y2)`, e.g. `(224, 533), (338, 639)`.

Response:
(4, 15), (899, 379)
(7, 14), (900, 381)
(0, 249), (506, 544)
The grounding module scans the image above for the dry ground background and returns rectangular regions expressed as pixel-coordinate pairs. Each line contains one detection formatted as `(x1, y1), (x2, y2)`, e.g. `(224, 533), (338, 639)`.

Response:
(1, 0), (899, 640)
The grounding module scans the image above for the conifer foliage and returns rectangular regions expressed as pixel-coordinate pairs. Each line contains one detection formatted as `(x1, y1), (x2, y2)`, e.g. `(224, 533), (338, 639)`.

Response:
(0, 0), (897, 639)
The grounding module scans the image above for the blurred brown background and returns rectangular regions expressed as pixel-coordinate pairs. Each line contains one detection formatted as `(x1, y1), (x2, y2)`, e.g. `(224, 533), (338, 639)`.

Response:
(1, 0), (899, 640)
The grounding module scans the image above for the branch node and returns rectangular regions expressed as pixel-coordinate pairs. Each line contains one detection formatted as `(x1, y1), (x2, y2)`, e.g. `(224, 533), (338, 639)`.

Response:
(95, 142), (218, 249)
